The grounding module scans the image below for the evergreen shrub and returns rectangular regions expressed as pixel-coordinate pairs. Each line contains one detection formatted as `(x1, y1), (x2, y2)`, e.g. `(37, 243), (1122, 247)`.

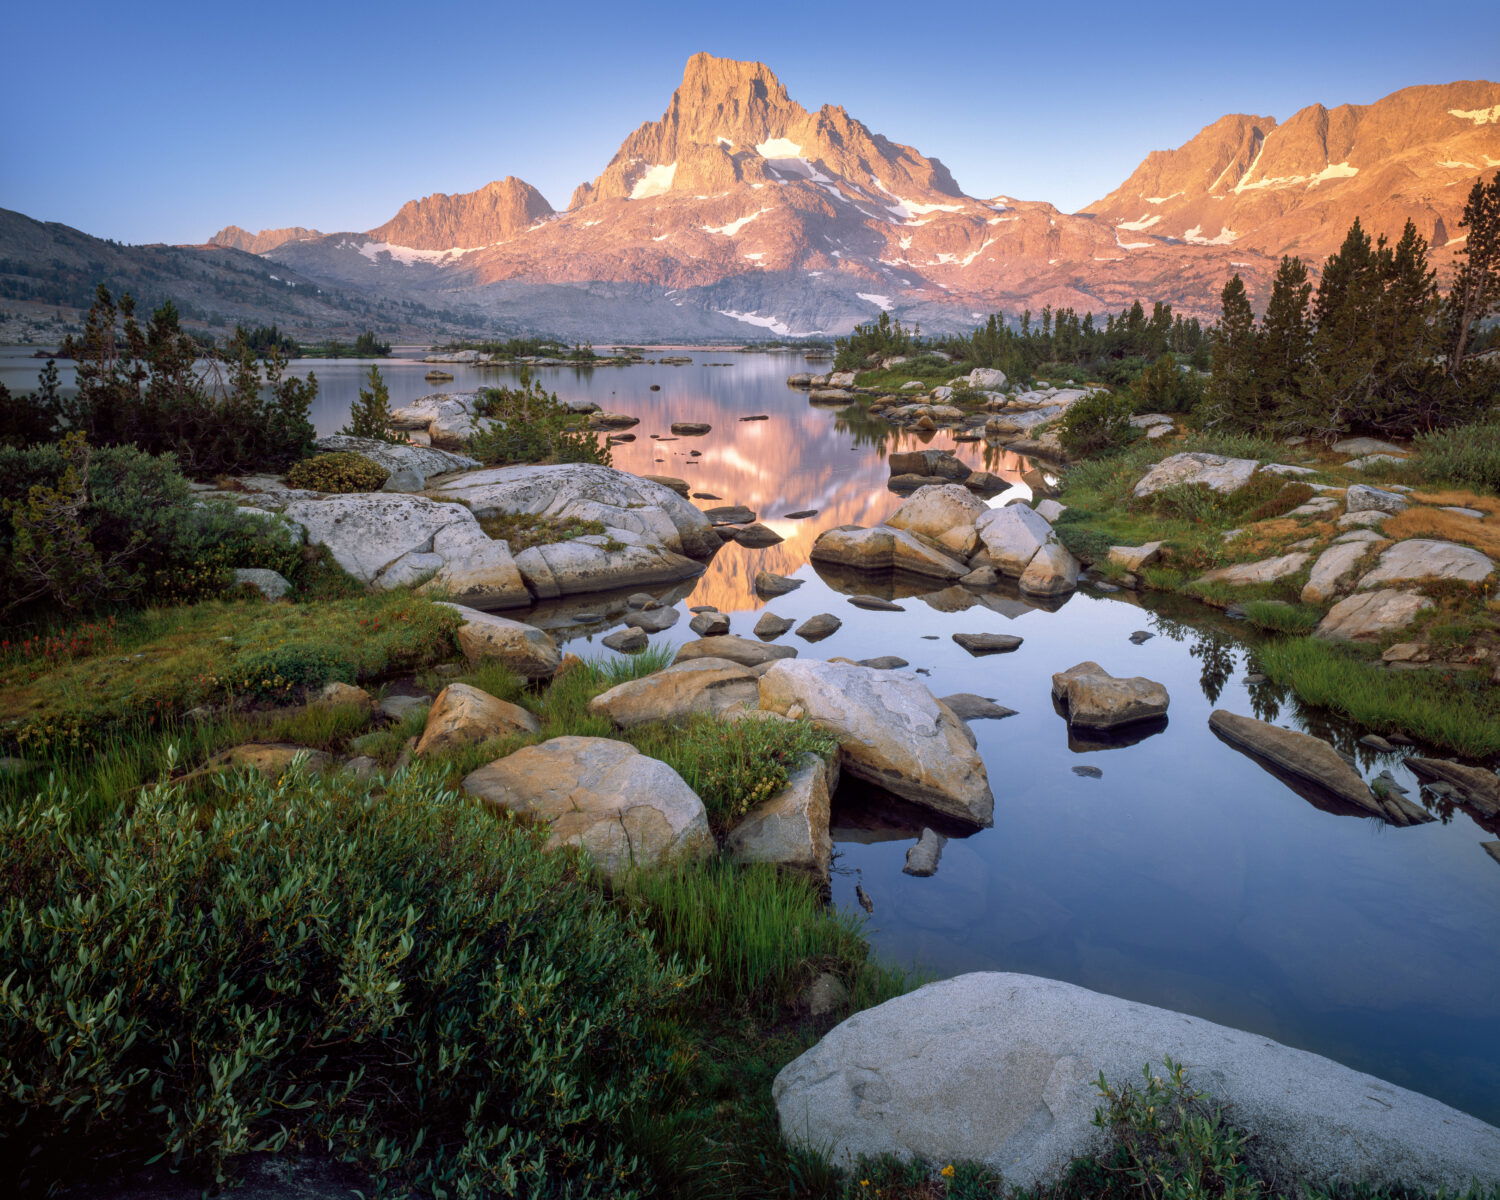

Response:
(285, 451), (389, 493)
(0, 767), (690, 1195)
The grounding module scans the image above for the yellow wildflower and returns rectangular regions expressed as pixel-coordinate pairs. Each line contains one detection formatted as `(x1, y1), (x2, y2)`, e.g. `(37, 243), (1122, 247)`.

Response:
(940, 1164), (955, 1178)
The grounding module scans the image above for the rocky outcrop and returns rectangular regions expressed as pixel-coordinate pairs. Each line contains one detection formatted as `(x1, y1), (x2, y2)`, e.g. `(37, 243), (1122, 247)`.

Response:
(367, 176), (554, 251)
(414, 683), (539, 756)
(973, 504), (1080, 596)
(1345, 484), (1410, 515)
(1356, 539), (1495, 588)
(1195, 552), (1310, 588)
(438, 603), (561, 678)
(462, 736), (714, 878)
(758, 659), (993, 826)
(1301, 541), (1375, 604)
(280, 494), (531, 608)
(313, 435), (478, 492)
(1405, 757), (1500, 818)
(774, 972), (1500, 1192)
(1133, 452), (1259, 498)
(434, 463), (720, 558)
(884, 484), (986, 556)
(725, 751), (838, 877)
(1209, 710), (1431, 824)
(1315, 589), (1433, 641)
(1052, 662), (1169, 729)
(588, 658), (759, 727)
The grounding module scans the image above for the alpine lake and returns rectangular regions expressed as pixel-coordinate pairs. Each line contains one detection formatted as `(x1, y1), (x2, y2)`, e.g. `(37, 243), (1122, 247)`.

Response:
(5, 346), (1497, 1124)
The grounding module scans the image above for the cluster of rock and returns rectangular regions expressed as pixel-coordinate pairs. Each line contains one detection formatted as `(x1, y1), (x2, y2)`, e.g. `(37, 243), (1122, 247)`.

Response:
(789, 366), (1165, 460)
(811, 483), (1082, 599)
(1137, 452), (1497, 644)
(206, 460), (721, 610)
(444, 638), (995, 881)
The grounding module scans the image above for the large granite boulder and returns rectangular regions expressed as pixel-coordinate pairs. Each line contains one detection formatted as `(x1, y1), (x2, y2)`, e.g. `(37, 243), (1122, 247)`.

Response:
(1133, 452), (1259, 498)
(1209, 710), (1430, 825)
(773, 973), (1500, 1192)
(462, 736), (713, 879)
(588, 658), (759, 727)
(884, 485), (987, 556)
(281, 494), (530, 608)
(1051, 662), (1169, 729)
(758, 660), (993, 827)
(887, 449), (970, 481)
(388, 392), (482, 449)
(433, 462), (721, 558)
(1356, 539), (1495, 588)
(437, 603), (561, 679)
(414, 683), (539, 757)
(973, 505), (1081, 596)
(1315, 590), (1433, 641)
(513, 535), (705, 600)
(725, 751), (838, 877)
(313, 434), (478, 492)
(810, 526), (969, 579)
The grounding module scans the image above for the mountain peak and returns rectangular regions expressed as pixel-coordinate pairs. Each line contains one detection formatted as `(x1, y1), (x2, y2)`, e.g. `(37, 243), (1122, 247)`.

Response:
(208, 224), (324, 253)
(367, 177), (554, 251)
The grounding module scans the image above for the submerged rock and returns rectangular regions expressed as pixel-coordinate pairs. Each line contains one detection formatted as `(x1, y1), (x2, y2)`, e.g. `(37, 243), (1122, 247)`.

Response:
(952, 632), (1023, 655)
(902, 827), (947, 877)
(755, 570), (803, 597)
(754, 611), (795, 639)
(774, 973), (1500, 1192)
(939, 693), (1017, 722)
(601, 626), (648, 653)
(811, 525), (969, 579)
(1209, 710), (1431, 825)
(1405, 757), (1500, 817)
(795, 613), (843, 640)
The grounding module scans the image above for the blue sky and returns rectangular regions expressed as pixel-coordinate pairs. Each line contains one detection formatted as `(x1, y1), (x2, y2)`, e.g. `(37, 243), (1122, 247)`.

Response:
(3, 0), (1496, 245)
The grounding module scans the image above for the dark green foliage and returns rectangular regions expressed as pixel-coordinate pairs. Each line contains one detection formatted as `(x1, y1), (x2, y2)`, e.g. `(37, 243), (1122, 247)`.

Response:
(1205, 275), (1259, 428)
(0, 437), (306, 620)
(47, 286), (317, 476)
(1445, 171), (1500, 375)
(1412, 420), (1500, 491)
(1207, 209), (1498, 438)
(1132, 353), (1204, 414)
(220, 641), (354, 699)
(0, 359), (61, 448)
(235, 322), (299, 357)
(352, 329), (390, 356)
(339, 364), (397, 441)
(833, 310), (917, 370)
(1058, 389), (1141, 457)
(467, 371), (611, 467)
(285, 450), (389, 493)
(0, 766), (689, 1195)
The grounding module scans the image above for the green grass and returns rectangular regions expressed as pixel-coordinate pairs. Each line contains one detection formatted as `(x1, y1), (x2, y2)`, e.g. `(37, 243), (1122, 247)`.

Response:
(1254, 638), (1500, 757)
(478, 510), (613, 551)
(0, 593), (458, 755)
(628, 715), (837, 830)
(1240, 601), (1323, 634)
(852, 358), (958, 391)
(1412, 420), (1500, 492)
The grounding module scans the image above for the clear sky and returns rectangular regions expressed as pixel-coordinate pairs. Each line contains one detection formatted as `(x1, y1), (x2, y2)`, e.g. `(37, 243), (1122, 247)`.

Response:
(4, 0), (1496, 245)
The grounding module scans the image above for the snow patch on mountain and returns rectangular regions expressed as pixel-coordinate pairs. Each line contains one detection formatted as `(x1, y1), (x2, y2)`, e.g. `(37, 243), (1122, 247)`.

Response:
(1450, 105), (1500, 125)
(1117, 214), (1162, 231)
(857, 292), (894, 310)
(702, 208), (770, 236)
(355, 241), (478, 265)
(630, 163), (677, 200)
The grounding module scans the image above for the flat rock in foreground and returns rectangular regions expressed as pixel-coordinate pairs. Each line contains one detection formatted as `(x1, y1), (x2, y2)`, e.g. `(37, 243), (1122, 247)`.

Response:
(758, 659), (993, 827)
(774, 972), (1500, 1192)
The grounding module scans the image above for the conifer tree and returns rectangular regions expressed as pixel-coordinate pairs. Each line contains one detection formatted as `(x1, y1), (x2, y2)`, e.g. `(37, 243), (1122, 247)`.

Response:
(1256, 255), (1312, 425)
(342, 365), (397, 442)
(1445, 171), (1500, 375)
(1301, 219), (1385, 434)
(1205, 274), (1258, 428)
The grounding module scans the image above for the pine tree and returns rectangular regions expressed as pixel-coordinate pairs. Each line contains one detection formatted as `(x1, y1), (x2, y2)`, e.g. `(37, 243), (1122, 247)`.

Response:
(1368, 221), (1444, 430)
(1301, 219), (1385, 435)
(1205, 274), (1259, 428)
(1255, 256), (1312, 426)
(1445, 171), (1500, 375)
(342, 364), (397, 442)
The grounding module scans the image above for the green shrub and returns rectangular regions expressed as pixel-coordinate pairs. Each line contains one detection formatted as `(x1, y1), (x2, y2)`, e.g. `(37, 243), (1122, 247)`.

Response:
(1242, 481), (1315, 523)
(221, 641), (353, 700)
(628, 715), (838, 830)
(1132, 354), (1205, 415)
(0, 766), (691, 1194)
(1413, 420), (1500, 492)
(467, 374), (612, 468)
(285, 451), (389, 493)
(1058, 390), (1141, 458)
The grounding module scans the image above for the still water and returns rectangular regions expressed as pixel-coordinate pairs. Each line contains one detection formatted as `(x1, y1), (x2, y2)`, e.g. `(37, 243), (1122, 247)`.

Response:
(5, 347), (1498, 1122)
